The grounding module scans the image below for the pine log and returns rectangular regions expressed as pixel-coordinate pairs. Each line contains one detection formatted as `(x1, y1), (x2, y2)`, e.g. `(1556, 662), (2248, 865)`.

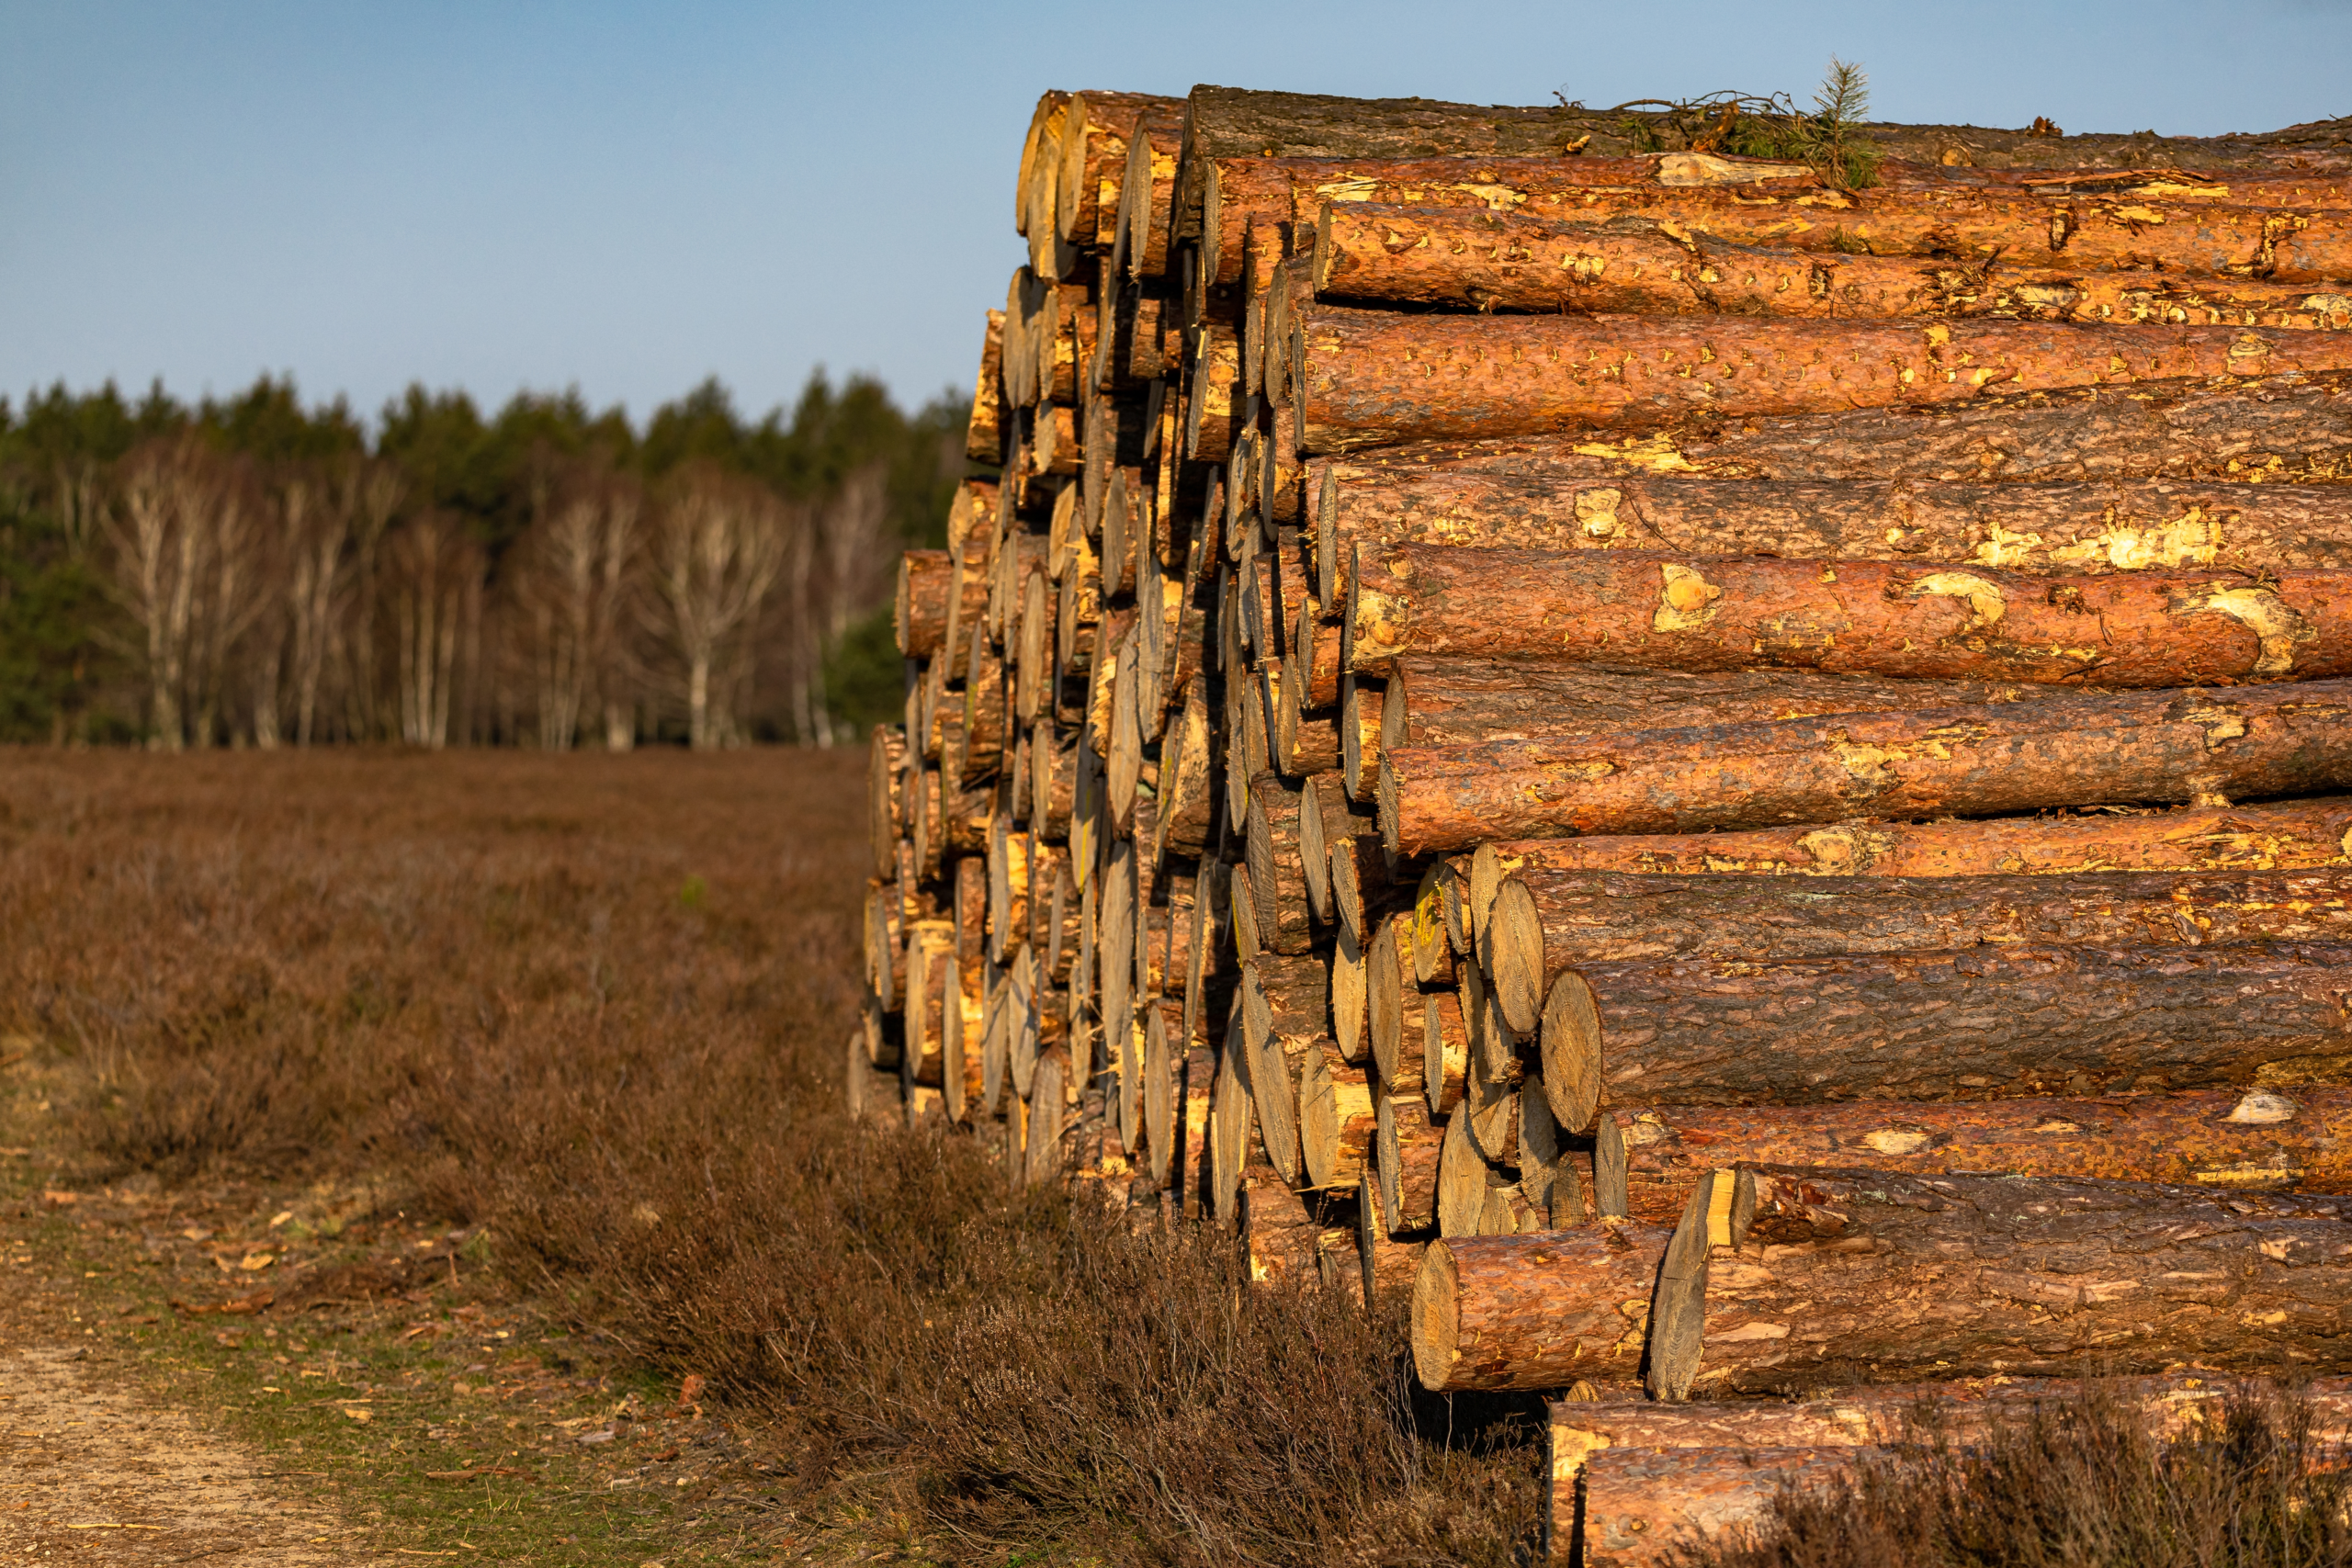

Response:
(1292, 771), (1352, 925)
(1055, 91), (1183, 248)
(1671, 1165), (2352, 1397)
(1329, 921), (1367, 1066)
(1538, 940), (2352, 1134)
(1241, 953), (1327, 1185)
(1609, 1085), (2352, 1227)
(1177, 1043), (1214, 1221)
(1408, 863), (1454, 986)
(1114, 108), (1182, 280)
(1488, 865), (2352, 1037)
(1381, 678), (2352, 855)
(1314, 201), (2352, 323)
(985, 817), (1034, 969)
(900, 919), (956, 1090)
(1369, 440), (2352, 609)
(1209, 1021), (1250, 1226)
(1341, 673), (1384, 802)
(866, 726), (905, 881)
(1180, 86), (2352, 239)
(1299, 1041), (1374, 1190)
(1296, 307), (2352, 456)
(1423, 992), (1469, 1116)
(1376, 1083), (1444, 1235)
(1024, 1045), (1069, 1185)
(967, 311), (1004, 465)
(1342, 367), (2352, 491)
(1366, 913), (1419, 1086)
(1356, 1170), (1427, 1307)
(1351, 544), (2352, 686)
(1555, 1376), (2352, 1568)
(863, 885), (902, 1013)
(1245, 772), (1317, 955)
(1469, 796), (2352, 882)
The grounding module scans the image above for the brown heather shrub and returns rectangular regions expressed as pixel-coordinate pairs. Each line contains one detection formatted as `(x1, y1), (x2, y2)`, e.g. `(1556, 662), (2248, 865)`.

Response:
(1687, 1382), (2352, 1568)
(0, 750), (1542, 1564)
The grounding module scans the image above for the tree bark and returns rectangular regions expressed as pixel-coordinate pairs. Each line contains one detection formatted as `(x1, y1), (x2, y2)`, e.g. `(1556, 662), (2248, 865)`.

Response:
(1351, 545), (2352, 687)
(1679, 1165), (2352, 1395)
(1296, 307), (2352, 455)
(1357, 1169), (1427, 1307)
(1488, 864), (2352, 1038)
(1538, 940), (2352, 1133)
(1314, 469), (2352, 622)
(1607, 1085), (2352, 1228)
(1418, 381), (2352, 513)
(1384, 658), (2077, 761)
(1241, 953), (1327, 1186)
(1056, 91), (1185, 247)
(1468, 796), (2352, 881)
(896, 549), (993, 660)
(1380, 678), (2352, 855)
(1313, 201), (2352, 324)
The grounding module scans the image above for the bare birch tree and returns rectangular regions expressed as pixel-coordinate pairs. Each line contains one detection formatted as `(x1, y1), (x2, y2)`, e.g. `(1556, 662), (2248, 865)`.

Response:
(511, 466), (642, 750)
(647, 463), (788, 750)
(338, 462), (404, 742)
(385, 513), (482, 749)
(99, 436), (272, 750)
(281, 462), (357, 746)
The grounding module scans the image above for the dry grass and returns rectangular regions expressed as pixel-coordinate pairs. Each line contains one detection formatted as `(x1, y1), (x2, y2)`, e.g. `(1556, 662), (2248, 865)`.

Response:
(0, 750), (1540, 1565)
(1688, 1383), (2352, 1568)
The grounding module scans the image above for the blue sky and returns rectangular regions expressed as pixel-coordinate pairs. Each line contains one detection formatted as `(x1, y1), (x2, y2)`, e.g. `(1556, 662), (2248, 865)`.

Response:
(5, 0), (2350, 427)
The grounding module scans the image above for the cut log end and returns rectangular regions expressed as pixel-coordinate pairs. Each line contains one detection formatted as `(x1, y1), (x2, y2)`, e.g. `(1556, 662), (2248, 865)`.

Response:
(1489, 876), (1545, 1037)
(1410, 1241), (1461, 1393)
(1542, 971), (1604, 1134)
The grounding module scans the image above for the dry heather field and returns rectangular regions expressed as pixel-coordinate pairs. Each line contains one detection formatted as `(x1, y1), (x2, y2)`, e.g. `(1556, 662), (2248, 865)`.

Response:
(0, 750), (1542, 1565)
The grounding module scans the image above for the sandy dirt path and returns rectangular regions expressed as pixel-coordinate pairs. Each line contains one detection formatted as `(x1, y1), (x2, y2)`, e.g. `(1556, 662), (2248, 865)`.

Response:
(0, 1340), (395, 1565)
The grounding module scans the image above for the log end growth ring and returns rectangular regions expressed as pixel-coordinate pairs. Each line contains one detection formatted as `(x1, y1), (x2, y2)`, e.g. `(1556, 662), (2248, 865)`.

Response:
(1488, 876), (1546, 1037)
(1411, 1240), (1463, 1392)
(1542, 971), (1603, 1134)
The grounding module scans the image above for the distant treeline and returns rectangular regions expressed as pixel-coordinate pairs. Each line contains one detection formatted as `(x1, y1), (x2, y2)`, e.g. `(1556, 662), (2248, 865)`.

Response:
(0, 372), (967, 750)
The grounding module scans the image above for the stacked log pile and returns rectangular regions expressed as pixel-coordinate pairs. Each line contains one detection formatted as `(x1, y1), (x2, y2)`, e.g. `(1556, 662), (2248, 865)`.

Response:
(851, 84), (2352, 1565)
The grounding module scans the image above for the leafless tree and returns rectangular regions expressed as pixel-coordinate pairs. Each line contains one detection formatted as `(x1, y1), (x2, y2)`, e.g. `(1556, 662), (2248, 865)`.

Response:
(337, 461), (404, 742)
(511, 465), (642, 750)
(646, 463), (790, 750)
(100, 436), (270, 750)
(801, 462), (895, 746)
(385, 512), (482, 749)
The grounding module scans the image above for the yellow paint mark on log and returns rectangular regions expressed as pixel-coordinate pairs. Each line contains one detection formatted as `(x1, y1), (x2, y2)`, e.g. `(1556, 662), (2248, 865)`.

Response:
(2046, 511), (2222, 570)
(1576, 487), (1625, 539)
(2174, 583), (2312, 675)
(1652, 562), (1724, 632)
(1570, 434), (1696, 474)
(1861, 1129), (1932, 1155)
(1905, 570), (2008, 629)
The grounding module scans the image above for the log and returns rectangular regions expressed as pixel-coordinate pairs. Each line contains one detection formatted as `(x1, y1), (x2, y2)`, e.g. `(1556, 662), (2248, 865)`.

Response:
(1422, 991), (1468, 1117)
(1177, 1043), (1215, 1221)
(1436, 1107), (1507, 1237)
(1417, 1164), (2352, 1395)
(1608, 1085), (2352, 1227)
(1469, 796), (2352, 880)
(1375, 1083), (1444, 1235)
(1462, 1025), (1522, 1165)
(1314, 201), (2352, 324)
(1055, 91), (1184, 248)
(1209, 1018), (1250, 1226)
(1294, 771), (1362, 926)
(1350, 545), (2352, 687)
(866, 725), (905, 881)
(1329, 920), (1367, 1065)
(1295, 307), (2352, 456)
(1356, 1169), (1426, 1307)
(1245, 772), (1316, 955)
(1340, 366), (2352, 490)
(1114, 108), (1182, 280)
(1383, 660), (2091, 761)
(1555, 1376), (2352, 1568)
(1365, 913), (1418, 1086)
(1381, 678), (2352, 855)
(985, 817), (1035, 967)
(1541, 940), (2352, 1131)
(1662, 1165), (2352, 1397)
(1299, 1041), (1374, 1190)
(1487, 865), (2352, 1038)
(1180, 92), (2352, 243)
(1241, 953), (1327, 1186)
(1024, 1045), (1069, 1185)
(966, 310), (1003, 465)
